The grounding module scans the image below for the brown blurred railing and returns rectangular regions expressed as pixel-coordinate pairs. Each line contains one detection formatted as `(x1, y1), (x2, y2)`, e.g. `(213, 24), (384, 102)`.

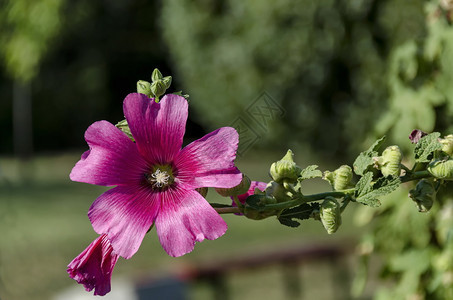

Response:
(135, 243), (353, 300)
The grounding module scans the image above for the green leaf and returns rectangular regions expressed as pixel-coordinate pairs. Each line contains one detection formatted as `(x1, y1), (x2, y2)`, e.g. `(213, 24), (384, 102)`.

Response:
(355, 173), (401, 207)
(278, 203), (320, 228)
(299, 165), (322, 180)
(353, 136), (386, 176)
(414, 132), (442, 163)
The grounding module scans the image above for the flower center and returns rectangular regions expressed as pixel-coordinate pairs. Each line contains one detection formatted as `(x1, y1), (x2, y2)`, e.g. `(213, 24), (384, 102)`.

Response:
(146, 165), (174, 189)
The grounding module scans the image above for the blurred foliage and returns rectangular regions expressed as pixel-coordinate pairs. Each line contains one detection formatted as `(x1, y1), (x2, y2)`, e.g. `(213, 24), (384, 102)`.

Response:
(0, 0), (170, 153)
(374, 0), (453, 152)
(160, 0), (425, 157)
(0, 0), (64, 82)
(352, 2), (453, 298)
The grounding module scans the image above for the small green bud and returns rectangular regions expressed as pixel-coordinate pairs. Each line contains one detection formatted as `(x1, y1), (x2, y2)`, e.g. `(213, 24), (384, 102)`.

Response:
(428, 159), (453, 180)
(265, 181), (292, 202)
(137, 80), (152, 97)
(215, 175), (251, 197)
(151, 80), (167, 99)
(440, 135), (453, 156)
(374, 145), (402, 177)
(323, 165), (353, 191)
(320, 197), (342, 234)
(151, 68), (163, 82)
(196, 187), (208, 198)
(115, 119), (134, 141)
(162, 76), (172, 89)
(269, 150), (302, 183)
(409, 179), (436, 212)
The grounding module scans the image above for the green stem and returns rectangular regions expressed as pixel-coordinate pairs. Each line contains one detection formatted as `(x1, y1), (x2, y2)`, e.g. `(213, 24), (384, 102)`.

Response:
(232, 195), (244, 209)
(215, 207), (241, 214)
(261, 189), (355, 211)
(400, 170), (431, 183)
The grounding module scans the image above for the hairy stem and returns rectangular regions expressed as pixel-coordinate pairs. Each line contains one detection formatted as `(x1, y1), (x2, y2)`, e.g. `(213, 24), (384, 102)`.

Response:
(215, 207), (241, 214)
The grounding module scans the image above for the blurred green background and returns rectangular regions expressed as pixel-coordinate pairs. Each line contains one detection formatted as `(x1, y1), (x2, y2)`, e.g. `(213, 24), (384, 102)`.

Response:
(2, 0), (453, 299)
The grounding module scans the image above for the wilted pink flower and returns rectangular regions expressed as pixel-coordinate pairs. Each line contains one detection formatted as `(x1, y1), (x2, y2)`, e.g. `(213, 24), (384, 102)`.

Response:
(409, 129), (427, 144)
(67, 234), (119, 296)
(70, 93), (242, 259)
(232, 181), (267, 206)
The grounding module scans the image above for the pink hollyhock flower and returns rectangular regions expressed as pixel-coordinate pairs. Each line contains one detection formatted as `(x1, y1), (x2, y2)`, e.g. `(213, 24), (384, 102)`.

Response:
(67, 234), (119, 296)
(232, 181), (267, 206)
(70, 93), (242, 259)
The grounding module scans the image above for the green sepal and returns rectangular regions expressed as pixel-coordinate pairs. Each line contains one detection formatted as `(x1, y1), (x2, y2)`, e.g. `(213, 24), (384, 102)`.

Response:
(115, 119), (134, 142)
(278, 203), (320, 228)
(414, 132), (442, 163)
(353, 136), (386, 176)
(172, 91), (190, 100)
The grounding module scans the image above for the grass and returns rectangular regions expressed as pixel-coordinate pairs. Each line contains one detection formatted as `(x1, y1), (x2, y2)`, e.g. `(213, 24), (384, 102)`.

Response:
(0, 149), (362, 300)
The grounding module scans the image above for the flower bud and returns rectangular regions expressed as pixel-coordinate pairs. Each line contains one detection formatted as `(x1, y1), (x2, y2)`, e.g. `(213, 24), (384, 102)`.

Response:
(428, 159), (453, 180)
(323, 165), (353, 191)
(265, 181), (292, 202)
(163, 76), (172, 89)
(151, 68), (163, 82)
(151, 80), (167, 99)
(320, 197), (342, 234)
(374, 146), (402, 177)
(409, 179), (436, 212)
(115, 119), (134, 141)
(196, 187), (208, 198)
(269, 150), (301, 183)
(215, 175), (251, 197)
(137, 80), (152, 97)
(440, 135), (453, 156)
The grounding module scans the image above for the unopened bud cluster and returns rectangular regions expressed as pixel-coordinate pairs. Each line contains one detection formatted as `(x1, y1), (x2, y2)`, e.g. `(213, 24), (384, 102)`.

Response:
(137, 68), (172, 100)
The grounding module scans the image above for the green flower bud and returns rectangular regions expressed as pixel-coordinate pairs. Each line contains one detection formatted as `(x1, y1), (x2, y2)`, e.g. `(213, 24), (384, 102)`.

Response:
(320, 197), (342, 234)
(163, 76), (172, 89)
(151, 80), (167, 99)
(323, 165), (353, 191)
(137, 80), (152, 97)
(115, 119), (134, 142)
(428, 159), (453, 180)
(409, 179), (436, 212)
(265, 181), (292, 202)
(269, 150), (302, 183)
(243, 194), (278, 220)
(215, 175), (251, 197)
(151, 68), (163, 82)
(440, 135), (453, 156)
(374, 146), (402, 177)
(196, 187), (208, 198)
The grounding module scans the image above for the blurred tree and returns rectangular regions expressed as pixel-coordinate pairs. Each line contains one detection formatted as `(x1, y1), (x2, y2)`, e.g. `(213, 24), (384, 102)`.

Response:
(160, 0), (425, 158)
(0, 0), (64, 157)
(0, 0), (176, 153)
(352, 1), (453, 299)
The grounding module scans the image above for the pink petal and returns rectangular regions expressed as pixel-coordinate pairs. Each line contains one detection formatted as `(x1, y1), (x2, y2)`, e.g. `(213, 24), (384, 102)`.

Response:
(155, 188), (227, 257)
(88, 185), (160, 259)
(175, 127), (242, 189)
(70, 120), (147, 186)
(67, 234), (119, 296)
(123, 93), (188, 165)
(235, 181), (268, 205)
